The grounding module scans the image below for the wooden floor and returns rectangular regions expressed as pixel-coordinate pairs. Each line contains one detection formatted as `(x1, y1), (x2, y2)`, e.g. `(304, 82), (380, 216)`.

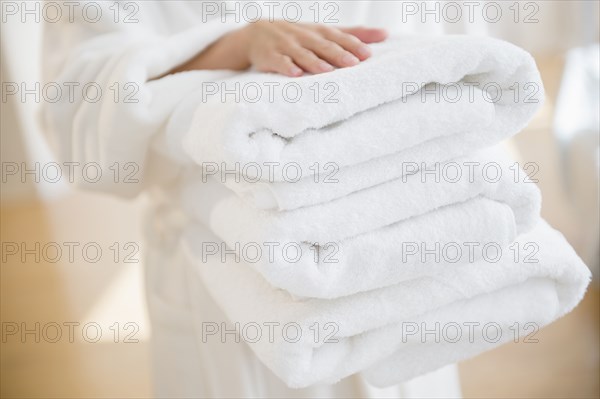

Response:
(1, 193), (152, 398)
(1, 56), (599, 398)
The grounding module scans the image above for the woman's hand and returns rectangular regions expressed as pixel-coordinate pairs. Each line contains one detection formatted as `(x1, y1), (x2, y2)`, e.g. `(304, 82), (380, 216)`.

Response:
(240, 21), (388, 76)
(170, 21), (387, 77)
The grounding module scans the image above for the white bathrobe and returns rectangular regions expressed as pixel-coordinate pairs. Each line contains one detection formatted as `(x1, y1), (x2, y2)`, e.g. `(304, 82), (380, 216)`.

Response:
(42, 1), (470, 397)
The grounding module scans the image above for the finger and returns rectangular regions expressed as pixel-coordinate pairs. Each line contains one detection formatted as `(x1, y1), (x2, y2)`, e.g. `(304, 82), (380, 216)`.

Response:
(320, 27), (372, 61)
(300, 32), (360, 68)
(340, 27), (388, 44)
(286, 45), (334, 74)
(256, 53), (303, 77)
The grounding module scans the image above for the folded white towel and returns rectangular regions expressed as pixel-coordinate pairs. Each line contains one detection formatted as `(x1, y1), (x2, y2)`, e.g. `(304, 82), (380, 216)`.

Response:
(179, 151), (541, 298)
(181, 220), (590, 389)
(172, 35), (543, 210)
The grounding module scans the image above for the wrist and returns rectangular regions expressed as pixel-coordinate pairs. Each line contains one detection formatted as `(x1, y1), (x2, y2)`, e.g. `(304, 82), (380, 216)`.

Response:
(227, 25), (252, 69)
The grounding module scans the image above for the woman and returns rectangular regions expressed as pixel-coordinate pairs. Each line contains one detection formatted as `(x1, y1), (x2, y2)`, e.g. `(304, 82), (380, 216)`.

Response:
(43, 1), (462, 397)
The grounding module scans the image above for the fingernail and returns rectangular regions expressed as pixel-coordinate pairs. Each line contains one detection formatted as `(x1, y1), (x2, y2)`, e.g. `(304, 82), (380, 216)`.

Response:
(342, 53), (360, 66)
(357, 46), (371, 58)
(290, 66), (303, 76)
(318, 61), (334, 72)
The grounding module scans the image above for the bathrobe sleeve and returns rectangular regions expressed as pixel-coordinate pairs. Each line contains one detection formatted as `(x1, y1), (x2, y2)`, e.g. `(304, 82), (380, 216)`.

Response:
(41, 1), (244, 197)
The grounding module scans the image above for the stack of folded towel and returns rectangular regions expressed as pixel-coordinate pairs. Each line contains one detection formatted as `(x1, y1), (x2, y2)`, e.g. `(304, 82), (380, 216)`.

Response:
(170, 35), (591, 388)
